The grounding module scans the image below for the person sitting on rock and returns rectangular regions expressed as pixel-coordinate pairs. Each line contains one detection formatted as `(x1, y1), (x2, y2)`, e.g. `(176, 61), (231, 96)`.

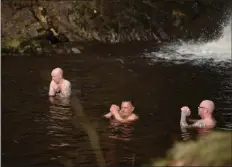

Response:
(34, 6), (69, 44)
(34, 6), (60, 43)
(46, 17), (60, 44)
(104, 100), (139, 123)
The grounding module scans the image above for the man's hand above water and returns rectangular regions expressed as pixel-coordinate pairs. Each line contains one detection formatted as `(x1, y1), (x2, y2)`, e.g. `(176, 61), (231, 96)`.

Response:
(181, 106), (191, 116)
(110, 104), (120, 114)
(104, 104), (120, 119)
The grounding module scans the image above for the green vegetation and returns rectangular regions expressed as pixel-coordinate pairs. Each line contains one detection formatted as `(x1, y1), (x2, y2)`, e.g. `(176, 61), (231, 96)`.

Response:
(2, 38), (23, 49)
(152, 131), (232, 166)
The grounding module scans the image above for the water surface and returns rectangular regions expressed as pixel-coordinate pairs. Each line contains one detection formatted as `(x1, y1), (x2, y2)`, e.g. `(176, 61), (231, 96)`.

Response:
(2, 22), (232, 167)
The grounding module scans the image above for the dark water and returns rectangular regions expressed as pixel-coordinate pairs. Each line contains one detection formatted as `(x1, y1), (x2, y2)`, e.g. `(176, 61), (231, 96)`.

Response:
(2, 43), (232, 166)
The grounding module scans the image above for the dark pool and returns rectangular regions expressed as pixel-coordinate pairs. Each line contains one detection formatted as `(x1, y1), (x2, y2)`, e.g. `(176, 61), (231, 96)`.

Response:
(2, 42), (232, 166)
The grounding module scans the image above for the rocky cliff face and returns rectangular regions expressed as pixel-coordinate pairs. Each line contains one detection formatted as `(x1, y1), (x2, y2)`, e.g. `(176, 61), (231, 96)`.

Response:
(2, 0), (231, 53)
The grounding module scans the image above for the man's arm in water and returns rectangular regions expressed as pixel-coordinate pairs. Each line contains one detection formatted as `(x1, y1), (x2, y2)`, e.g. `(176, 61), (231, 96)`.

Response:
(180, 110), (206, 129)
(104, 112), (113, 118)
(181, 120), (207, 129)
(104, 104), (119, 119)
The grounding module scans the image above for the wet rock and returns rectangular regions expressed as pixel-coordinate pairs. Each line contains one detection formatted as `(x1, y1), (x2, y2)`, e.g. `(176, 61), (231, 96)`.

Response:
(36, 47), (43, 54)
(192, 0), (201, 20)
(1, 0), (231, 47)
(92, 31), (101, 41)
(66, 49), (71, 54)
(26, 23), (44, 38)
(55, 48), (64, 54)
(2, 38), (22, 50)
(1, 7), (37, 40)
(157, 28), (170, 41)
(152, 33), (161, 43)
(20, 45), (31, 53)
(173, 18), (182, 27)
(71, 47), (81, 54)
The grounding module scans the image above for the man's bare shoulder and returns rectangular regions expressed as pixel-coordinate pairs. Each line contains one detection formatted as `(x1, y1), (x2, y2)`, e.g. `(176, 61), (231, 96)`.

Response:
(204, 118), (216, 128)
(193, 119), (215, 129)
(193, 119), (204, 126)
(128, 113), (139, 121)
(62, 79), (71, 88)
(63, 79), (71, 86)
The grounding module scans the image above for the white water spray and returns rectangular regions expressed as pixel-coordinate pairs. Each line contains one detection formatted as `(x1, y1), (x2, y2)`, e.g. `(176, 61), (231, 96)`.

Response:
(145, 17), (231, 64)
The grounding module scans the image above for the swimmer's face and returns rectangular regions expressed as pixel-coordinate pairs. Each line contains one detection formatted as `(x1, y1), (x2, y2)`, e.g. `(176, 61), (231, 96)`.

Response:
(120, 101), (134, 118)
(198, 101), (209, 119)
(51, 71), (62, 84)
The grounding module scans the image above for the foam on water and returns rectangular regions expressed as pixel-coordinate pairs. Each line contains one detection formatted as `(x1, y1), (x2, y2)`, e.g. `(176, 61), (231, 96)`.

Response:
(145, 17), (231, 65)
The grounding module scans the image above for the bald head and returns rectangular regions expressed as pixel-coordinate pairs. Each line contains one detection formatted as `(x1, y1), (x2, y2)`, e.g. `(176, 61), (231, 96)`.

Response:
(52, 67), (63, 76)
(200, 100), (215, 113)
(51, 68), (63, 84)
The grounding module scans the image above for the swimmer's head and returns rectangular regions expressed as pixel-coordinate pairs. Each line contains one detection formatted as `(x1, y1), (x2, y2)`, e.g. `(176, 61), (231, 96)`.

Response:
(120, 99), (135, 118)
(198, 100), (215, 118)
(51, 67), (63, 84)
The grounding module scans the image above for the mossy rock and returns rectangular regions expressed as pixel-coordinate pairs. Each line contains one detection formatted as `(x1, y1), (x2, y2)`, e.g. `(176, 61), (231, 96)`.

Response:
(2, 38), (23, 49)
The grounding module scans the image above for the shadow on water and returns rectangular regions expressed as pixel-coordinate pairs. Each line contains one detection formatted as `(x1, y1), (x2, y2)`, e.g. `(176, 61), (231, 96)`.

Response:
(2, 43), (232, 166)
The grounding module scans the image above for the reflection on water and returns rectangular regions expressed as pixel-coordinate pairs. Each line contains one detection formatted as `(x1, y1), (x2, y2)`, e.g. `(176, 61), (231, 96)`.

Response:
(46, 98), (74, 165)
(108, 119), (134, 141)
(180, 127), (193, 141)
(47, 105), (72, 137)
(49, 96), (71, 107)
(102, 119), (137, 166)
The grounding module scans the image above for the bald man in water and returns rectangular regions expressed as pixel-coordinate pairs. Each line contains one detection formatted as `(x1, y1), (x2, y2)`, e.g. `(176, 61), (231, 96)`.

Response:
(180, 100), (216, 129)
(49, 68), (71, 98)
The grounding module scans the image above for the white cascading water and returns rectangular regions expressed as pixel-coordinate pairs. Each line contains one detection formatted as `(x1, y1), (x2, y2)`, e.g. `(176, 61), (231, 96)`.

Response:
(145, 17), (231, 65)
